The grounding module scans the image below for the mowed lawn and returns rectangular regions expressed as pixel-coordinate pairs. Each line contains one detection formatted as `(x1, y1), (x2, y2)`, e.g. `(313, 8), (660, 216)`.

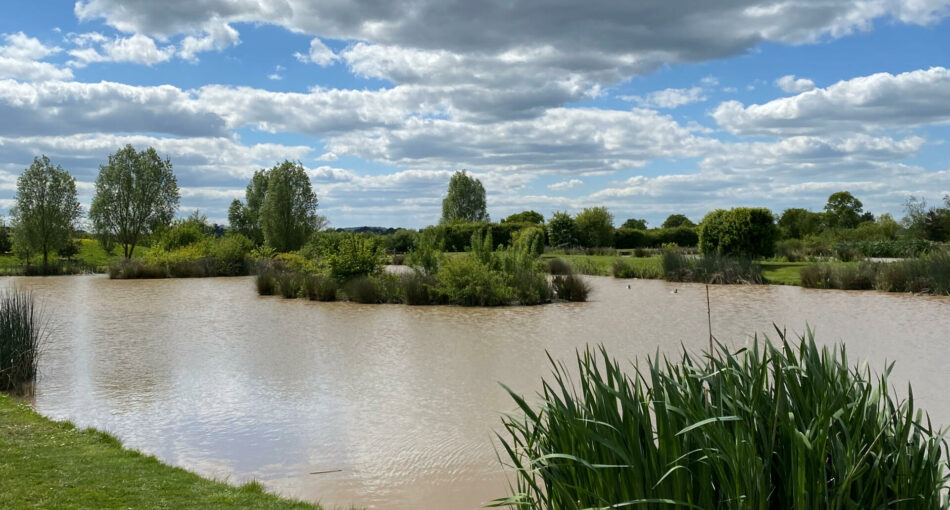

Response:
(0, 394), (320, 509)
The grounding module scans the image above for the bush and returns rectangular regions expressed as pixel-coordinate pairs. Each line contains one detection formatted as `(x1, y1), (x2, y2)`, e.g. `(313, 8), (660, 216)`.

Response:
(662, 252), (763, 284)
(436, 256), (511, 306)
(212, 233), (253, 276)
(551, 274), (590, 302)
(0, 289), (44, 393)
(345, 276), (381, 304)
(699, 207), (778, 258)
(325, 234), (385, 281)
(546, 258), (572, 275)
(401, 271), (437, 305)
(303, 274), (338, 301)
(496, 331), (950, 509)
(255, 269), (278, 295)
(276, 272), (300, 298)
(108, 259), (168, 279)
(506, 270), (551, 306)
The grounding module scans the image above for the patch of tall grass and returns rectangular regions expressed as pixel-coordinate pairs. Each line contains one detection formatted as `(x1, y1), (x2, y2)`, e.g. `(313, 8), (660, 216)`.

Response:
(0, 289), (45, 394)
(302, 274), (338, 301)
(551, 274), (590, 302)
(495, 330), (950, 509)
(345, 276), (381, 304)
(799, 251), (950, 294)
(545, 258), (572, 275)
(276, 273), (301, 298)
(611, 259), (661, 279)
(662, 252), (764, 284)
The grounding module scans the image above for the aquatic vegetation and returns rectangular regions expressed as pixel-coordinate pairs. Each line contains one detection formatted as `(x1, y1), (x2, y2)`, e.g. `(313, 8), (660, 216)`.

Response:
(662, 252), (763, 284)
(0, 289), (43, 393)
(496, 330), (950, 509)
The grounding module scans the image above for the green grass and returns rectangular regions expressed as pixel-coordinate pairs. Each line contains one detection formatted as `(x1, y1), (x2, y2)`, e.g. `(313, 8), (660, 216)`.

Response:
(0, 394), (320, 509)
(540, 254), (661, 276)
(0, 239), (149, 274)
(496, 330), (950, 509)
(762, 261), (856, 286)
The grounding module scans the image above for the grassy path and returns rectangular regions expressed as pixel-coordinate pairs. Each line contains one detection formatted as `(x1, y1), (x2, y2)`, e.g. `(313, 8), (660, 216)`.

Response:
(0, 394), (319, 509)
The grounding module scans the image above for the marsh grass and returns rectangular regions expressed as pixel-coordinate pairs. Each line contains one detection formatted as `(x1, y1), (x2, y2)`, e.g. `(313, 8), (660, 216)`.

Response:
(612, 259), (661, 279)
(276, 273), (301, 298)
(401, 271), (436, 305)
(495, 329), (950, 509)
(0, 289), (45, 394)
(303, 274), (338, 301)
(546, 258), (572, 275)
(345, 276), (381, 304)
(551, 274), (590, 302)
(800, 252), (950, 294)
(662, 252), (763, 284)
(108, 260), (168, 279)
(255, 269), (278, 295)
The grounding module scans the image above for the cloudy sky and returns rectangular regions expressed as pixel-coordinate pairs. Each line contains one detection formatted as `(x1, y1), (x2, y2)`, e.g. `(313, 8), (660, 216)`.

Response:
(1, 1), (949, 228)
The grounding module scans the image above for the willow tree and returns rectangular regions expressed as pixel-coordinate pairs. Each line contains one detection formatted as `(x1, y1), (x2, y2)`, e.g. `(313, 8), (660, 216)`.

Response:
(89, 145), (179, 259)
(11, 155), (82, 266)
(441, 170), (489, 223)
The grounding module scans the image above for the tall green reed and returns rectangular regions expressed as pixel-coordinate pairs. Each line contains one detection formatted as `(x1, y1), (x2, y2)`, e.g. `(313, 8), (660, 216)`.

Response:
(0, 289), (45, 394)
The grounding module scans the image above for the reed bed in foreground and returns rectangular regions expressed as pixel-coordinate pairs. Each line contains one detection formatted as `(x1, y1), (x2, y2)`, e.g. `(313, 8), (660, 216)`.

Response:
(495, 330), (950, 509)
(0, 289), (45, 393)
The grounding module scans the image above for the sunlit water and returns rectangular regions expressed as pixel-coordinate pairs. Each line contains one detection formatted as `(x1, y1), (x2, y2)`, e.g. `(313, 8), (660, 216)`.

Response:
(5, 274), (950, 509)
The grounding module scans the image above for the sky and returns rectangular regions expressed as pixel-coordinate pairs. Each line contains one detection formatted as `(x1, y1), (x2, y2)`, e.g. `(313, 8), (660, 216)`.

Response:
(0, 1), (949, 229)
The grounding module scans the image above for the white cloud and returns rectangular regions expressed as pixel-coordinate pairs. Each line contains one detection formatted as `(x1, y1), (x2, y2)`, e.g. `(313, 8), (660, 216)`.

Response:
(294, 38), (337, 66)
(714, 67), (950, 135)
(0, 32), (73, 81)
(775, 74), (815, 93)
(548, 179), (583, 190)
(621, 86), (707, 109)
(267, 65), (285, 81)
(68, 33), (175, 67)
(178, 20), (240, 62)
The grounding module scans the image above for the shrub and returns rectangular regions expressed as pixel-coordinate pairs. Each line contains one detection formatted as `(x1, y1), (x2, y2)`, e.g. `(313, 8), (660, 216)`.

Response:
(496, 331), (950, 509)
(276, 272), (300, 298)
(401, 271), (436, 305)
(574, 207), (614, 248)
(436, 256), (511, 306)
(302, 274), (338, 301)
(546, 258), (572, 275)
(108, 259), (168, 279)
(345, 276), (381, 304)
(506, 270), (551, 306)
(551, 274), (590, 302)
(699, 207), (778, 258)
(256, 269), (277, 295)
(212, 233), (253, 276)
(325, 234), (385, 281)
(0, 289), (44, 393)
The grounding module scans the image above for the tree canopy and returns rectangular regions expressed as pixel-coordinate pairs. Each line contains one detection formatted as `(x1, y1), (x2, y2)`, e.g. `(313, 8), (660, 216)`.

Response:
(547, 211), (577, 248)
(441, 170), (489, 223)
(778, 208), (823, 239)
(575, 207), (614, 248)
(621, 218), (648, 230)
(89, 145), (179, 259)
(502, 210), (544, 224)
(661, 214), (695, 229)
(227, 169), (269, 245)
(823, 191), (864, 229)
(11, 155), (82, 266)
(698, 207), (778, 258)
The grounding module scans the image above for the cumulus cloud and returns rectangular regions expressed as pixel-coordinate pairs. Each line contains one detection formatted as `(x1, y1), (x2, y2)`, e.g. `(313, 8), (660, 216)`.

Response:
(621, 86), (707, 109)
(0, 32), (73, 81)
(548, 179), (583, 190)
(714, 67), (950, 135)
(178, 20), (241, 62)
(294, 38), (337, 66)
(67, 33), (175, 67)
(775, 74), (816, 93)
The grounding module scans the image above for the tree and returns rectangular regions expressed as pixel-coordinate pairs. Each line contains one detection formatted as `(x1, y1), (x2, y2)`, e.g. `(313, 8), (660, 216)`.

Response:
(575, 207), (614, 248)
(259, 161), (324, 252)
(661, 214), (695, 229)
(823, 191), (864, 229)
(10, 156), (82, 266)
(547, 211), (578, 248)
(502, 210), (544, 224)
(89, 145), (179, 259)
(698, 207), (778, 258)
(778, 208), (823, 238)
(621, 218), (648, 230)
(227, 169), (269, 244)
(441, 170), (489, 223)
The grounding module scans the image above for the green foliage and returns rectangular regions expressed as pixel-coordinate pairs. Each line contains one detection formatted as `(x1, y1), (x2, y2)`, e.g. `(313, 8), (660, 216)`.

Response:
(401, 271), (437, 305)
(385, 228), (418, 253)
(502, 210), (544, 224)
(212, 234), (253, 276)
(546, 258), (572, 275)
(800, 251), (950, 294)
(470, 228), (495, 265)
(227, 169), (269, 244)
(344, 276), (381, 304)
(612, 258), (661, 279)
(156, 211), (211, 251)
(574, 207), (614, 248)
(614, 227), (698, 249)
(699, 207), (778, 258)
(662, 252), (764, 284)
(436, 256), (511, 306)
(0, 289), (43, 393)
(303, 274), (339, 301)
(0, 223), (11, 254)
(423, 221), (529, 252)
(661, 214), (695, 229)
(323, 234), (385, 281)
(621, 218), (648, 230)
(276, 272), (301, 298)
(90, 145), (179, 259)
(903, 196), (950, 242)
(57, 239), (80, 261)
(11, 156), (82, 266)
(778, 208), (823, 238)
(546, 211), (577, 248)
(260, 161), (325, 252)
(551, 274), (590, 301)
(496, 332), (950, 510)
(824, 191), (865, 229)
(406, 229), (443, 275)
(441, 170), (489, 223)
(512, 226), (545, 256)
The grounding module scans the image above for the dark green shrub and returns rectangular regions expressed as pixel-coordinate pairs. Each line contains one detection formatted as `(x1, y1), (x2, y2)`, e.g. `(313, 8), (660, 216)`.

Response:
(108, 259), (168, 279)
(546, 258), (572, 275)
(325, 234), (385, 281)
(303, 274), (338, 301)
(345, 276), (381, 304)
(401, 271), (436, 305)
(212, 233), (253, 276)
(496, 331), (950, 509)
(551, 274), (590, 302)
(0, 289), (44, 393)
(699, 207), (778, 258)
(384, 228), (418, 253)
(614, 227), (648, 249)
(506, 270), (551, 306)
(574, 207), (614, 248)
(276, 272), (300, 298)
(374, 273), (403, 303)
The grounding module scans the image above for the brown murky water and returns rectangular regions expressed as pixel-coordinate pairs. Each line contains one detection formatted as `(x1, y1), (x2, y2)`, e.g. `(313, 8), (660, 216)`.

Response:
(5, 275), (950, 509)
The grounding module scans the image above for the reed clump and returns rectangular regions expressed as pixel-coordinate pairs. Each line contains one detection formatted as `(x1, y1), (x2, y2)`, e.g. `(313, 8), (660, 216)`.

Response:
(496, 330), (950, 509)
(662, 252), (763, 284)
(303, 274), (338, 302)
(799, 251), (950, 294)
(0, 289), (45, 394)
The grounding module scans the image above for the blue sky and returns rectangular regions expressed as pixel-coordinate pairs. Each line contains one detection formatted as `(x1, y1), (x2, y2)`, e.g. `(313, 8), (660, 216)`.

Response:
(0, 1), (949, 228)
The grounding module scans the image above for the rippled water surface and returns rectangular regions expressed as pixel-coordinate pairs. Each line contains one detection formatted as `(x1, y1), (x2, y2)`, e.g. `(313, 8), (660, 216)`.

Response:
(7, 275), (950, 509)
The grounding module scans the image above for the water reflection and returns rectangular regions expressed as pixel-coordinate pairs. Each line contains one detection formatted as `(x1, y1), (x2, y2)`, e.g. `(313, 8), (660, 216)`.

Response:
(5, 275), (950, 509)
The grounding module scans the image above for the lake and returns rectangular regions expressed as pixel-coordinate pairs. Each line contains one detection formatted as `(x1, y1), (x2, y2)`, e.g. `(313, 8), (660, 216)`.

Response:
(6, 274), (950, 509)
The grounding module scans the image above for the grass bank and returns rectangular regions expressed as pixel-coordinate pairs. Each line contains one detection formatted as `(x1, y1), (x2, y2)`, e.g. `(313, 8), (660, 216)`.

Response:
(0, 239), (149, 275)
(0, 394), (320, 509)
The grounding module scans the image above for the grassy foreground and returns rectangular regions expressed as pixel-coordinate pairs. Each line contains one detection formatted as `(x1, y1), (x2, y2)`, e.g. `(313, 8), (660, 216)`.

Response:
(0, 394), (318, 509)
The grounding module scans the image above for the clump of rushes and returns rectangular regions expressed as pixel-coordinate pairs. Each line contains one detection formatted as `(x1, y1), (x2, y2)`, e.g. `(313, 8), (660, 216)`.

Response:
(345, 276), (381, 304)
(0, 289), (45, 394)
(401, 271), (435, 305)
(662, 252), (763, 284)
(303, 274), (338, 302)
(276, 273), (300, 298)
(546, 258), (572, 275)
(551, 274), (589, 302)
(494, 329), (950, 509)
(255, 269), (278, 296)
